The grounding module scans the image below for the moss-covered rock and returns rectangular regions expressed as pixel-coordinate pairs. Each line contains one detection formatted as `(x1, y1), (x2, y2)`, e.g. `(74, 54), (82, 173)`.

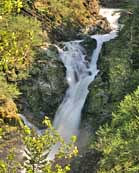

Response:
(19, 45), (67, 125)
(82, 75), (111, 130)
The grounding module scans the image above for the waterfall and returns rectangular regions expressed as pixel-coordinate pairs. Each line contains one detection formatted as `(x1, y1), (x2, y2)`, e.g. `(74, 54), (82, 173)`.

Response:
(46, 8), (121, 159)
(19, 8), (120, 161)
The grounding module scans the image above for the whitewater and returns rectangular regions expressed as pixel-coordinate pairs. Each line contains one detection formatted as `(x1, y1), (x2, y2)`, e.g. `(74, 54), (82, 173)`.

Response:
(46, 8), (121, 159)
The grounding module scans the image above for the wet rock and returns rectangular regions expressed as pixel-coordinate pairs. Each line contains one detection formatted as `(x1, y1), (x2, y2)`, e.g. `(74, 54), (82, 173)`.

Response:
(80, 37), (97, 61)
(95, 17), (111, 33)
(79, 15), (111, 37)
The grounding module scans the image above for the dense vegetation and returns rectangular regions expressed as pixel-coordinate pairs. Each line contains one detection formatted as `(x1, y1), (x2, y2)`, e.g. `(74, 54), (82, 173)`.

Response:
(81, 1), (139, 173)
(0, 0), (101, 120)
(0, 117), (78, 173)
(22, 0), (101, 41)
(0, 0), (43, 120)
(84, 1), (139, 129)
(93, 87), (139, 172)
(0, 0), (139, 173)
(0, 0), (98, 172)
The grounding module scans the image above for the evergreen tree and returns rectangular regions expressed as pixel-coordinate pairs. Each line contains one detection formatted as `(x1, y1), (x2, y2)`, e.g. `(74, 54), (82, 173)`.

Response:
(93, 87), (139, 173)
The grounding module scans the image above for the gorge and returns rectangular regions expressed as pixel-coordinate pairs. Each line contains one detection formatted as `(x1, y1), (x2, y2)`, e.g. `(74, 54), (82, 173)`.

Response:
(20, 8), (121, 161)
(53, 8), (120, 141)
(1, 1), (139, 173)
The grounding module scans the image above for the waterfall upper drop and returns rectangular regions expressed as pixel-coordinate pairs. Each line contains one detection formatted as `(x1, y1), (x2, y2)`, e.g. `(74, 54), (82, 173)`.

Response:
(52, 9), (120, 143)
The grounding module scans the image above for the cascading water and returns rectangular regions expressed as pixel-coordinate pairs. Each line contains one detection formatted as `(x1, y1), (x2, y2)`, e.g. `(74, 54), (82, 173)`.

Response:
(18, 8), (121, 173)
(19, 9), (120, 162)
(47, 8), (121, 159)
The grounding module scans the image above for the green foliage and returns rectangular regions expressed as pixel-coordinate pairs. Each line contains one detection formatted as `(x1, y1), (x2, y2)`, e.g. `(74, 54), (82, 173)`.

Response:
(93, 87), (139, 173)
(0, 118), (21, 172)
(0, 149), (20, 173)
(21, 117), (78, 173)
(0, 75), (20, 100)
(0, 75), (20, 119)
(32, 0), (99, 40)
(107, 7), (139, 101)
(35, 0), (92, 26)
(0, 119), (4, 139)
(0, 0), (23, 15)
(0, 117), (78, 173)
(0, 0), (42, 119)
(84, 6), (139, 131)
(0, 15), (42, 81)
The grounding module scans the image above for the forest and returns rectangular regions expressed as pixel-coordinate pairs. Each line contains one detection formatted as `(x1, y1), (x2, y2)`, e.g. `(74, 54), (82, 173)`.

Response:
(0, 0), (139, 173)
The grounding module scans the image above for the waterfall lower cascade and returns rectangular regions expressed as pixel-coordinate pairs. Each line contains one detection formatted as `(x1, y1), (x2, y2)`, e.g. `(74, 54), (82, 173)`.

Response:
(47, 8), (121, 159)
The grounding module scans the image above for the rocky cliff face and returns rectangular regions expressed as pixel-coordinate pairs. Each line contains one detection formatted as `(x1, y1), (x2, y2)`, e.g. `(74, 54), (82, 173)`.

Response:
(33, 0), (110, 41)
(19, 45), (67, 126)
(83, 0), (111, 35)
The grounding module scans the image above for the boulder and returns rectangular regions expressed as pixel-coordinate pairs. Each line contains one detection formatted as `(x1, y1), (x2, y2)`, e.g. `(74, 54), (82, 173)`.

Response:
(80, 37), (97, 61)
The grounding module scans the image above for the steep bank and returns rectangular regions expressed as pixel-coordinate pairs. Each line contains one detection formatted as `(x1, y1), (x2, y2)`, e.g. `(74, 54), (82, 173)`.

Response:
(83, 5), (139, 131)
(72, 2), (139, 173)
(18, 0), (112, 126)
